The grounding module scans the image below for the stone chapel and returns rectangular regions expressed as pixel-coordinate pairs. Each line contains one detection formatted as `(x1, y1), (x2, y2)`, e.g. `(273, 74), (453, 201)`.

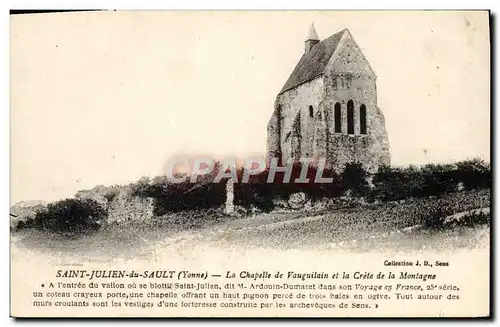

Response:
(266, 24), (391, 172)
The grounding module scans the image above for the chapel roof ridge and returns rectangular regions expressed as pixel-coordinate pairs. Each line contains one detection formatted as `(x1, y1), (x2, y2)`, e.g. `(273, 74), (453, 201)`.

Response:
(278, 27), (349, 94)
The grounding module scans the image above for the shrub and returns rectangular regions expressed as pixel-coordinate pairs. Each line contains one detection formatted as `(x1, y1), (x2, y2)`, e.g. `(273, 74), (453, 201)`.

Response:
(234, 184), (276, 212)
(372, 165), (427, 201)
(372, 165), (407, 201)
(372, 158), (491, 202)
(422, 207), (453, 230)
(341, 162), (369, 197)
(30, 198), (107, 234)
(405, 165), (427, 198)
(150, 176), (227, 216)
(423, 208), (490, 231)
(420, 163), (457, 196)
(69, 158), (491, 220)
(454, 159), (491, 190)
(130, 176), (155, 198)
(232, 163), (344, 210)
(454, 211), (490, 227)
(126, 164), (228, 215)
(15, 220), (25, 230)
(165, 181), (226, 213)
(233, 169), (276, 211)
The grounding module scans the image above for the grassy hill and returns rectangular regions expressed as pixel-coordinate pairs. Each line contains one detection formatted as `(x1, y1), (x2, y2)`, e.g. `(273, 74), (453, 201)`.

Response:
(11, 189), (490, 264)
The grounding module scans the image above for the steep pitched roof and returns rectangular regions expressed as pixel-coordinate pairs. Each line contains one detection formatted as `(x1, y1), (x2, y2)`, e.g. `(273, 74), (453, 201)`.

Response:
(279, 29), (347, 95)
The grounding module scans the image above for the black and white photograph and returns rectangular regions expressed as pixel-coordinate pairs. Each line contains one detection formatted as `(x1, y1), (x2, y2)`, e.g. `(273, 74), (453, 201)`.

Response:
(9, 10), (491, 318)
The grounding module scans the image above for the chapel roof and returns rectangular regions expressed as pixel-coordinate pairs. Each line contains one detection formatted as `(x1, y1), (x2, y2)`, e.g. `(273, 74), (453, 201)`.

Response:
(279, 28), (348, 95)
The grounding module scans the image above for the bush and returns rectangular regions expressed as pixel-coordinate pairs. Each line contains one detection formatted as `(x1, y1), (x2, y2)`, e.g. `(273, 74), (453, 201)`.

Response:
(372, 158), (491, 202)
(130, 164), (228, 215)
(372, 165), (406, 201)
(455, 159), (491, 190)
(130, 176), (155, 198)
(341, 162), (369, 197)
(422, 207), (453, 230)
(372, 165), (426, 201)
(73, 158), (491, 220)
(28, 198), (107, 234)
(232, 163), (344, 210)
(423, 208), (490, 231)
(234, 180), (276, 212)
(453, 212), (490, 228)
(156, 181), (227, 214)
(420, 163), (457, 196)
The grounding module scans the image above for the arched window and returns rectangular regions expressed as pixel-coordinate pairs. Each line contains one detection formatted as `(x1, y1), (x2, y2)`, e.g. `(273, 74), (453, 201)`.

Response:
(360, 104), (367, 134)
(334, 102), (341, 133)
(347, 100), (354, 134)
(309, 105), (314, 118)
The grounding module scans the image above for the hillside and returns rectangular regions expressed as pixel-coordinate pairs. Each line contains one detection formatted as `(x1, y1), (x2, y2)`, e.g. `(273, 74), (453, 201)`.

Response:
(10, 189), (490, 264)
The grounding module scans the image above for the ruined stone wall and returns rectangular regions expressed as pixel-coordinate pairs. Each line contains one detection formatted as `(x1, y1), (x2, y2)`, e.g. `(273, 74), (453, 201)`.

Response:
(106, 190), (154, 224)
(75, 186), (154, 224)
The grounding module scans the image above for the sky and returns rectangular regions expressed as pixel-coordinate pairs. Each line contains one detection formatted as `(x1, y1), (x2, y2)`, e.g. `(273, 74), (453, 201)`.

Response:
(10, 11), (490, 204)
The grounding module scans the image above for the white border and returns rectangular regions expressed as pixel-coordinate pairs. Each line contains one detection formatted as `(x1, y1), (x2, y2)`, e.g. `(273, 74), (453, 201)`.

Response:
(4, 0), (500, 10)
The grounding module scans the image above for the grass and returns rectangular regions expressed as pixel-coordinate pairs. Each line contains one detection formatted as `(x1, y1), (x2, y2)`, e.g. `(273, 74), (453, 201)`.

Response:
(11, 189), (490, 264)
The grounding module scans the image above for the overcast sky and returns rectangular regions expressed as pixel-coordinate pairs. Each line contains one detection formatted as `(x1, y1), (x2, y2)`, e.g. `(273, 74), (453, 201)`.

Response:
(10, 11), (490, 203)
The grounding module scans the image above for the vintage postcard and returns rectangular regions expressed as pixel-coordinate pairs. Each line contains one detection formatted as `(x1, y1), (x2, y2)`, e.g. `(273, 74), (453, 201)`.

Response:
(10, 10), (491, 318)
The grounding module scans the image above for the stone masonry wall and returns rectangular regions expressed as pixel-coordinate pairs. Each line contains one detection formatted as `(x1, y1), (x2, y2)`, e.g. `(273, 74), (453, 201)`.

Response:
(275, 77), (324, 162)
(266, 103), (281, 162)
(320, 31), (390, 172)
(75, 186), (154, 224)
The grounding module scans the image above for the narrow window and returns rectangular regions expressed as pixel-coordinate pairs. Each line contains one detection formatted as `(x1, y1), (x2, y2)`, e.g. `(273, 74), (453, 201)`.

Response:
(309, 105), (313, 118)
(360, 104), (367, 134)
(347, 100), (354, 134)
(334, 102), (341, 133)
